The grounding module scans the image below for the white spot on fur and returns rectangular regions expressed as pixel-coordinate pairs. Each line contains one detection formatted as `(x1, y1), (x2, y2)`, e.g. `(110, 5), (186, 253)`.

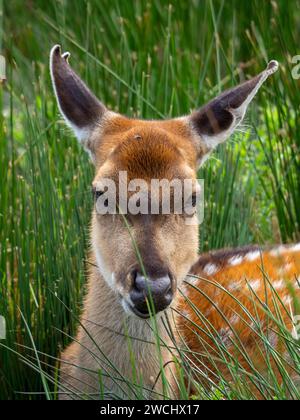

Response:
(245, 251), (261, 262)
(203, 263), (218, 276)
(278, 263), (293, 276)
(228, 281), (241, 292)
(94, 247), (116, 289)
(214, 288), (222, 297)
(186, 276), (200, 287)
(219, 327), (234, 347)
(272, 280), (285, 290)
(283, 295), (292, 305)
(290, 243), (300, 253)
(283, 351), (293, 364)
(229, 255), (243, 266)
(204, 308), (212, 317)
(268, 331), (278, 348)
(285, 263), (293, 272)
(230, 314), (239, 325)
(270, 245), (286, 257)
(270, 243), (300, 256)
(180, 309), (190, 319)
(71, 125), (92, 142)
(180, 284), (188, 295)
(248, 279), (261, 291)
(121, 298), (132, 315)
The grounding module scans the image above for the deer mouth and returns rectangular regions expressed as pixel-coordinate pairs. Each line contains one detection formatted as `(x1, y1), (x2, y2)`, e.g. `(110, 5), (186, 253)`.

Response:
(129, 304), (151, 319)
(122, 298), (160, 319)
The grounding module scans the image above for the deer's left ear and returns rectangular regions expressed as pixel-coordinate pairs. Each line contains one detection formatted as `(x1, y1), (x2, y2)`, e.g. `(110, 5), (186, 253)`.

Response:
(186, 61), (279, 166)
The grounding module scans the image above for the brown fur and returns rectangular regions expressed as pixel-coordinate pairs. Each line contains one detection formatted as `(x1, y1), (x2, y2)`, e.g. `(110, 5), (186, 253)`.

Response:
(177, 245), (300, 397)
(59, 116), (199, 399)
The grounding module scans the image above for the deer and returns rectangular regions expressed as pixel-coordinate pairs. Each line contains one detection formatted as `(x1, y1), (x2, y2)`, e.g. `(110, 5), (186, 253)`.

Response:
(50, 45), (300, 400)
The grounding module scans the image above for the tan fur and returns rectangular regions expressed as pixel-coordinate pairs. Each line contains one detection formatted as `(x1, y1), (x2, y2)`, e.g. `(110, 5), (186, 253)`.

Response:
(59, 116), (199, 399)
(60, 264), (173, 399)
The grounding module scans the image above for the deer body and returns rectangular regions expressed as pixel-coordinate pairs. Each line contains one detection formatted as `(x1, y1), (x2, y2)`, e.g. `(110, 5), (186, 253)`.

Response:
(50, 46), (300, 399)
(179, 245), (300, 394)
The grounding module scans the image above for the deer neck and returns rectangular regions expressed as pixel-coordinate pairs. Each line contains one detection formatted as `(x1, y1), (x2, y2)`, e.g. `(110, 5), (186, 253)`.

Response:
(87, 263), (173, 343)
(80, 258), (174, 396)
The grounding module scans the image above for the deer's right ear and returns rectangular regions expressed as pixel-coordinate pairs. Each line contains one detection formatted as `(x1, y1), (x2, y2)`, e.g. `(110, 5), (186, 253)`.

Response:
(50, 45), (108, 157)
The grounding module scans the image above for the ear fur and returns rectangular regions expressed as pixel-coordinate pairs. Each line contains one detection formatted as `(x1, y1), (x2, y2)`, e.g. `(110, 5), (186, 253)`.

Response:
(187, 61), (279, 164)
(50, 45), (107, 148)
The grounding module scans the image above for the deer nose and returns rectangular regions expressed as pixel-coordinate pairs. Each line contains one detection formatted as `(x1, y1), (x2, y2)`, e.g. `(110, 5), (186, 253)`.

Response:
(129, 271), (173, 318)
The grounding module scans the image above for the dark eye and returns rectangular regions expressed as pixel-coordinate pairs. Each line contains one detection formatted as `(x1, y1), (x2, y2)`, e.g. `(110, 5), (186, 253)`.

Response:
(92, 188), (109, 207)
(92, 187), (103, 200)
(191, 193), (197, 207)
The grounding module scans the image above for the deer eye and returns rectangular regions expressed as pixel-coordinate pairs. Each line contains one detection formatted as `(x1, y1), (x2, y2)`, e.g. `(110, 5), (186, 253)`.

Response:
(191, 193), (197, 207)
(92, 187), (103, 200)
(92, 187), (109, 208)
(183, 192), (199, 216)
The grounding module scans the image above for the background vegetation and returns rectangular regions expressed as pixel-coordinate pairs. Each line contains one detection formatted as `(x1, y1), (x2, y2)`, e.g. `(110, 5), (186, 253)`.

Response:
(0, 0), (299, 399)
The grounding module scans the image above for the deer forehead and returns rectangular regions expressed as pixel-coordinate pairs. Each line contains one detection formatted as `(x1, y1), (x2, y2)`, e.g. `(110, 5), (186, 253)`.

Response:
(93, 118), (198, 181)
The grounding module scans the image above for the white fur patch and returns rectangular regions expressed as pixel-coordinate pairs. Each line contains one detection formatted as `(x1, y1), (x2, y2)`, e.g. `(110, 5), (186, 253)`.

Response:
(180, 309), (191, 319)
(203, 263), (219, 276)
(204, 308), (212, 317)
(268, 331), (278, 348)
(229, 255), (243, 266)
(94, 247), (116, 289)
(248, 279), (261, 292)
(278, 263), (293, 276)
(121, 298), (132, 315)
(271, 243), (300, 256)
(283, 295), (292, 305)
(219, 327), (234, 347)
(202, 131), (231, 150)
(272, 280), (285, 290)
(230, 314), (240, 325)
(186, 276), (202, 288)
(291, 243), (300, 252)
(228, 281), (241, 292)
(71, 125), (92, 143)
(245, 251), (261, 262)
(270, 245), (287, 257)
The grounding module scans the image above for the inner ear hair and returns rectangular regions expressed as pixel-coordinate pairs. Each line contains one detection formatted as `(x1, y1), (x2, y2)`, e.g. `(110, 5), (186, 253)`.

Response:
(189, 60), (279, 152)
(50, 44), (108, 144)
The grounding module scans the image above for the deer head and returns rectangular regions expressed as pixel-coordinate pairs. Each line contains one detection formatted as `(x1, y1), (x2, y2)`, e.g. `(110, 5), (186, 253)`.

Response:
(50, 45), (278, 319)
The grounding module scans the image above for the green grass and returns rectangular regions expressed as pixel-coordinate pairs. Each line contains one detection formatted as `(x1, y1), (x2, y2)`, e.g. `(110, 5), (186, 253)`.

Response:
(0, 0), (299, 399)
